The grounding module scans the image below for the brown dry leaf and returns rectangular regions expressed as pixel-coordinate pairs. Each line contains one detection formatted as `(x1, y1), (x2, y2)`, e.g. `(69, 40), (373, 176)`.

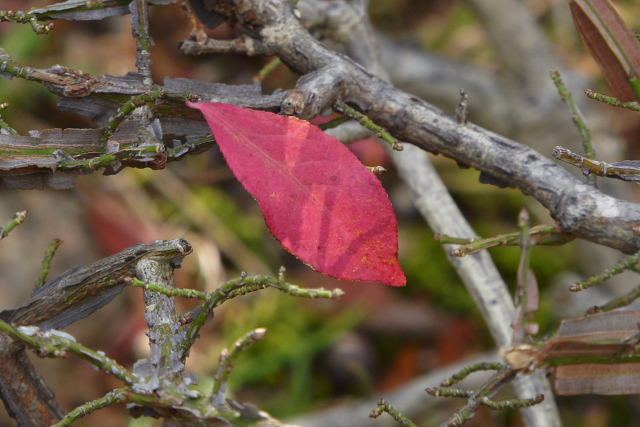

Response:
(570, 0), (640, 101)
(553, 362), (640, 395)
(543, 310), (640, 395)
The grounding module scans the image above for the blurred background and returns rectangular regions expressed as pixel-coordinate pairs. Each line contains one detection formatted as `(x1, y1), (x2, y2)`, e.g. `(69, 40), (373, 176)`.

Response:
(2, 0), (640, 426)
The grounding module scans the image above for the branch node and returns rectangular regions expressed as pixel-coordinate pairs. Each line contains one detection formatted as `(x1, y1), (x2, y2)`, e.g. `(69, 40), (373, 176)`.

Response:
(0, 210), (27, 240)
(455, 89), (468, 125)
(369, 398), (417, 427)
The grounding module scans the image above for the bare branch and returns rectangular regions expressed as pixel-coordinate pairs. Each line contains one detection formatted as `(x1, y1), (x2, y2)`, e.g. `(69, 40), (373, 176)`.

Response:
(0, 334), (63, 426)
(0, 239), (192, 329)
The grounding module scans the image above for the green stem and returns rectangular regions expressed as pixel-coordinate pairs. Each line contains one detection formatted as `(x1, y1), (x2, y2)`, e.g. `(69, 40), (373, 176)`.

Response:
(552, 146), (640, 182)
(210, 328), (267, 402)
(4, 1), (130, 23)
(254, 57), (283, 82)
(53, 388), (127, 427)
(443, 368), (517, 427)
(426, 387), (473, 398)
(100, 90), (199, 143)
(515, 208), (533, 340)
(0, 210), (26, 240)
(334, 100), (403, 150)
(369, 398), (418, 427)
(550, 69), (595, 183)
(318, 114), (350, 131)
(479, 394), (544, 410)
(0, 102), (18, 135)
(10, 134), (214, 173)
(584, 89), (640, 111)
(0, 10), (53, 34)
(178, 270), (343, 358)
(588, 284), (640, 314)
(629, 76), (640, 102)
(34, 238), (62, 288)
(0, 320), (138, 386)
(127, 277), (209, 299)
(435, 225), (571, 257)
(440, 362), (507, 387)
(570, 251), (640, 291)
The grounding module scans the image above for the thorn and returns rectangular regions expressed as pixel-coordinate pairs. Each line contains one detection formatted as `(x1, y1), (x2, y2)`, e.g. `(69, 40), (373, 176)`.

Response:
(367, 166), (387, 175)
(455, 89), (468, 125)
(253, 327), (267, 340)
(392, 141), (404, 151)
(333, 288), (345, 297)
(425, 387), (438, 396)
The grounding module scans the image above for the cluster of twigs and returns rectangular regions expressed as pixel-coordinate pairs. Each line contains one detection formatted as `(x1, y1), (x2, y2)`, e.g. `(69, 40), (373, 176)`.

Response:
(3, 1), (640, 426)
(423, 69), (640, 420)
(0, 211), (344, 426)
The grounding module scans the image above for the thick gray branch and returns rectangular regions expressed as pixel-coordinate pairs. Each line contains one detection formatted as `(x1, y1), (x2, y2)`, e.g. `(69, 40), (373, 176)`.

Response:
(0, 70), (285, 189)
(135, 247), (189, 385)
(0, 239), (192, 329)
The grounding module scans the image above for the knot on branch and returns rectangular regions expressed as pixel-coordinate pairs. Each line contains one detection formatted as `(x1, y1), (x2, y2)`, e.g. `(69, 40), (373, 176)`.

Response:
(44, 65), (106, 98)
(281, 66), (345, 119)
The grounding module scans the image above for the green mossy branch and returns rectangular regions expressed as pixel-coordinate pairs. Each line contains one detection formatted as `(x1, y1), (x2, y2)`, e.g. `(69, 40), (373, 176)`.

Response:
(0, 10), (53, 34)
(178, 268), (344, 358)
(479, 394), (544, 410)
(100, 90), (201, 143)
(254, 57), (283, 82)
(0, 102), (18, 135)
(0, 0), (133, 35)
(550, 69), (595, 184)
(0, 320), (138, 385)
(570, 250), (640, 292)
(369, 398), (418, 427)
(318, 114), (350, 131)
(588, 284), (640, 314)
(34, 238), (62, 288)
(440, 362), (508, 387)
(334, 100), (403, 150)
(553, 146), (640, 182)
(210, 328), (267, 402)
(127, 277), (209, 299)
(585, 89), (640, 111)
(425, 387), (473, 398)
(435, 224), (572, 257)
(0, 210), (26, 240)
(53, 388), (127, 427)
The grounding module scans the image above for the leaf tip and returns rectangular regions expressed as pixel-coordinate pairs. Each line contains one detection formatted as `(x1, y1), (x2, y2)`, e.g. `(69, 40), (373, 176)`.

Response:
(384, 265), (407, 287)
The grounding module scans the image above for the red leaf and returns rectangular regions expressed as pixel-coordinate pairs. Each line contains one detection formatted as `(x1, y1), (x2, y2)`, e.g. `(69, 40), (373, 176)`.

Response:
(187, 102), (406, 286)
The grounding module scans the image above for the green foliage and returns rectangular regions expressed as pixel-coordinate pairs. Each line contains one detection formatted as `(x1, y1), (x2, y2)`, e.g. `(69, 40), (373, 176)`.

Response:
(0, 24), (55, 131)
(401, 225), (476, 314)
(192, 185), (274, 262)
(215, 292), (365, 417)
